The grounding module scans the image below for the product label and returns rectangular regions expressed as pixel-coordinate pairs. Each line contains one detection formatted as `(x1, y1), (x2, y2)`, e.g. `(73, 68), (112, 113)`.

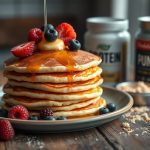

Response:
(135, 40), (150, 82)
(88, 42), (126, 83)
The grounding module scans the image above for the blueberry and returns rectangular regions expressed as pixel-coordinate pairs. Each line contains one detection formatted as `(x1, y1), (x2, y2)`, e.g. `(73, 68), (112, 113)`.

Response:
(0, 109), (8, 117)
(68, 40), (81, 51)
(43, 116), (55, 120)
(99, 107), (110, 114)
(107, 103), (116, 112)
(56, 116), (67, 120)
(29, 115), (39, 120)
(44, 29), (58, 42)
(41, 24), (54, 31)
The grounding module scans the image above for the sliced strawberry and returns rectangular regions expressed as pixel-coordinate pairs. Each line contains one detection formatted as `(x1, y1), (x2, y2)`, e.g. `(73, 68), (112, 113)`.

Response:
(11, 41), (36, 58)
(56, 22), (76, 45)
(28, 28), (42, 43)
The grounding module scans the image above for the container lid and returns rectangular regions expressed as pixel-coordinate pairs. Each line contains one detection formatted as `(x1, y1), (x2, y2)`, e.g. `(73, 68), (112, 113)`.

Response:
(138, 16), (150, 31)
(86, 17), (129, 32)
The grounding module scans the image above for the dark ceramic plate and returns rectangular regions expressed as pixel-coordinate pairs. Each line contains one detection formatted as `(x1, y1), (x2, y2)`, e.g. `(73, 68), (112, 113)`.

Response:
(0, 86), (133, 133)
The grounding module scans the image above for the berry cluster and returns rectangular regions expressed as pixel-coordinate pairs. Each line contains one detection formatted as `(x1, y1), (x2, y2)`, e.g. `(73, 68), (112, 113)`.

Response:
(0, 105), (66, 141)
(0, 106), (67, 121)
(11, 22), (81, 58)
(0, 102), (117, 141)
(29, 108), (66, 121)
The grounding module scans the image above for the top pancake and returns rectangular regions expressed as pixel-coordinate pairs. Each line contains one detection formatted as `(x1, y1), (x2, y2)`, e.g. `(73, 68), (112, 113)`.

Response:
(5, 50), (101, 73)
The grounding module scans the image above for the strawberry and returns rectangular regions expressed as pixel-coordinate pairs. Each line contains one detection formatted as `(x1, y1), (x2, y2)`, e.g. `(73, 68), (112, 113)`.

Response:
(0, 119), (15, 140)
(56, 22), (76, 45)
(8, 105), (29, 120)
(28, 28), (42, 43)
(11, 41), (36, 58)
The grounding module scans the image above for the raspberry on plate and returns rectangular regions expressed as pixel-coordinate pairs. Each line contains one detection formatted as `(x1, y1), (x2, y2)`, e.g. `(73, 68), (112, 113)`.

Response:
(0, 119), (15, 140)
(11, 41), (36, 58)
(8, 105), (29, 120)
(56, 22), (76, 45)
(28, 28), (42, 43)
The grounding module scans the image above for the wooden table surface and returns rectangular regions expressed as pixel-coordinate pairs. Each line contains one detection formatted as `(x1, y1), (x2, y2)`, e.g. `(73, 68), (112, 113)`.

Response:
(0, 116), (150, 150)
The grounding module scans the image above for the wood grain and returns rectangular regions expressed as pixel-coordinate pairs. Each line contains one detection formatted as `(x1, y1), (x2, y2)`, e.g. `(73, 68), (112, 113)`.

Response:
(0, 129), (113, 150)
(0, 142), (5, 150)
(98, 118), (150, 150)
(0, 112), (150, 150)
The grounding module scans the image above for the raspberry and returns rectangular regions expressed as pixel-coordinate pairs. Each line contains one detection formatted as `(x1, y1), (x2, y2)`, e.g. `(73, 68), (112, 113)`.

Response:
(8, 105), (29, 120)
(40, 108), (53, 119)
(0, 119), (15, 140)
(56, 22), (76, 45)
(11, 41), (36, 58)
(28, 28), (42, 43)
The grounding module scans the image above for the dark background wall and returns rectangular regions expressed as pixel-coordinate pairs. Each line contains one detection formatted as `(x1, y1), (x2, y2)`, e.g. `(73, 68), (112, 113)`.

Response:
(0, 0), (150, 50)
(0, 0), (112, 49)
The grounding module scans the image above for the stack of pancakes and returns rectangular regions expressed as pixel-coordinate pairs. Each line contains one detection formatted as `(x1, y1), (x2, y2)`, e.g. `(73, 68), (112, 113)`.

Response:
(2, 50), (106, 118)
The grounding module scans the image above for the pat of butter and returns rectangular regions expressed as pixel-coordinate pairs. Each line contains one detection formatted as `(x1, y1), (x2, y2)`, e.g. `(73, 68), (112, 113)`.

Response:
(38, 39), (65, 51)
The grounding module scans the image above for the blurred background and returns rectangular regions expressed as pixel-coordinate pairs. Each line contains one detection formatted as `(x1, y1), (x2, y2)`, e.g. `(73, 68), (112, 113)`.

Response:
(0, 0), (150, 69)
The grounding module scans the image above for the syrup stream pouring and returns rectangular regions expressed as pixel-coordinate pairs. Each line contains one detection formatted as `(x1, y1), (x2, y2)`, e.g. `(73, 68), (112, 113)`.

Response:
(44, 0), (47, 32)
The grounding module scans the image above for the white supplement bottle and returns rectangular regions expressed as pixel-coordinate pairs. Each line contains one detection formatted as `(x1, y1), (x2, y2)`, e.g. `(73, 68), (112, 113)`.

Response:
(84, 17), (130, 86)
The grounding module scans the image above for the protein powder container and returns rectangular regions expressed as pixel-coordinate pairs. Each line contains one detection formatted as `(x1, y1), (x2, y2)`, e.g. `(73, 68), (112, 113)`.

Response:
(135, 16), (150, 82)
(84, 17), (130, 86)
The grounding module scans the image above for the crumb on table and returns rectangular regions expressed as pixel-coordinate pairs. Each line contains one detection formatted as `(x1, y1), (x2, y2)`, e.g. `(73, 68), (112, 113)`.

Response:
(120, 107), (150, 136)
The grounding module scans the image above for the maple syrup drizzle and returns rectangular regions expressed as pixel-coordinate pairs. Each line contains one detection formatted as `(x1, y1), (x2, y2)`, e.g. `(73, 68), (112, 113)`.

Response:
(23, 0), (76, 82)
(45, 76), (100, 88)
(18, 50), (77, 82)
(44, 0), (47, 32)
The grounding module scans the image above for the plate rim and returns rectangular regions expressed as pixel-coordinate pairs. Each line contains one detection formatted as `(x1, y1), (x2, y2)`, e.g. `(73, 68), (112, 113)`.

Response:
(0, 86), (133, 125)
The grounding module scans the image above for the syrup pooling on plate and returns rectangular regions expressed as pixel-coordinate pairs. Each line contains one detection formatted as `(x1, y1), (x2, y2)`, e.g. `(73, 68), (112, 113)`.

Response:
(18, 50), (77, 82)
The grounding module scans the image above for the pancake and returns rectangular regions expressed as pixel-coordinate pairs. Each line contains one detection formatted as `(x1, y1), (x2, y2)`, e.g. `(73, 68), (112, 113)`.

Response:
(2, 24), (107, 120)
(3, 98), (106, 118)
(3, 94), (100, 107)
(7, 76), (103, 93)
(3, 85), (102, 100)
(5, 50), (101, 73)
(3, 95), (100, 111)
(4, 66), (102, 83)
